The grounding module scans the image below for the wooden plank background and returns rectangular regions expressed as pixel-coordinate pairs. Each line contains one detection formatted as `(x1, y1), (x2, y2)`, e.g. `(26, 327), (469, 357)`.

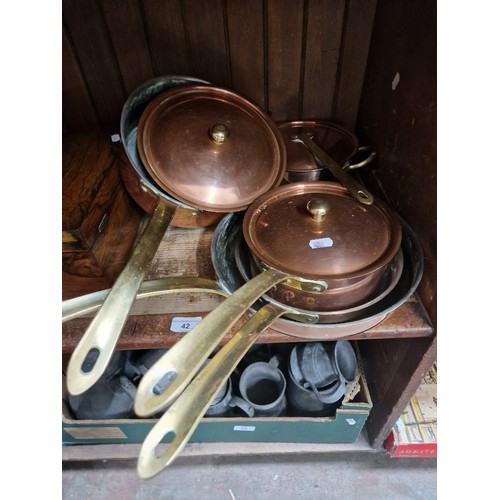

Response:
(62, 0), (376, 135)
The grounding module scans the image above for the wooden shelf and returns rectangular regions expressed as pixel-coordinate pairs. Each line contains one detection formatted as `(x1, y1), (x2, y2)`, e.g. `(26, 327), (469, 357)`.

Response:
(62, 224), (433, 353)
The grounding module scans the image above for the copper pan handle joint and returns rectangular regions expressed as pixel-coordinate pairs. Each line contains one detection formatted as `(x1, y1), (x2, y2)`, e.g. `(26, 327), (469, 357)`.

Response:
(134, 267), (327, 417)
(66, 199), (177, 396)
(291, 133), (374, 205)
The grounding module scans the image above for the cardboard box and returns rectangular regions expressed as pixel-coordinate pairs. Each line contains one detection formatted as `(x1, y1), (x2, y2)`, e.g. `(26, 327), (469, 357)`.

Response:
(384, 363), (437, 457)
(62, 343), (372, 446)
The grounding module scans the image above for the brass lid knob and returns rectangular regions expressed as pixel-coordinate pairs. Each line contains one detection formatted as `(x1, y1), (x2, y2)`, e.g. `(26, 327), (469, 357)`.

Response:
(209, 123), (229, 144)
(307, 198), (330, 222)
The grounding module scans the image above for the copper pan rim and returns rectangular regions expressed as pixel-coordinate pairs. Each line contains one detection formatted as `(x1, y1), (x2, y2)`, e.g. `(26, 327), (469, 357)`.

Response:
(211, 212), (424, 338)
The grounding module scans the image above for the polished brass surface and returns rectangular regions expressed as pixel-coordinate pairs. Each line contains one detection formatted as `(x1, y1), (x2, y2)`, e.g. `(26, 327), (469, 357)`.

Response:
(243, 182), (402, 311)
(62, 278), (228, 323)
(306, 198), (331, 222)
(291, 133), (374, 205)
(209, 123), (229, 144)
(66, 199), (177, 396)
(134, 267), (326, 417)
(137, 85), (286, 212)
(137, 303), (317, 479)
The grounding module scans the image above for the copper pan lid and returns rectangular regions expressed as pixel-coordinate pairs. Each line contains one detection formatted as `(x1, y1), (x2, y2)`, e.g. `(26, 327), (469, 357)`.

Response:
(137, 85), (286, 212)
(243, 182), (402, 280)
(278, 120), (359, 173)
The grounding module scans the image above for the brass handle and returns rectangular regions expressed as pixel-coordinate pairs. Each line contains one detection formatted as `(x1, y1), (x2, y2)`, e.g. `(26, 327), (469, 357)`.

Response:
(134, 267), (327, 417)
(66, 199), (177, 396)
(62, 277), (229, 323)
(344, 146), (377, 171)
(291, 133), (374, 205)
(137, 302), (317, 479)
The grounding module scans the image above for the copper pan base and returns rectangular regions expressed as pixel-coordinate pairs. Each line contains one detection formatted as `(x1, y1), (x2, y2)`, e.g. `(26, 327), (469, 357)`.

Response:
(211, 213), (423, 339)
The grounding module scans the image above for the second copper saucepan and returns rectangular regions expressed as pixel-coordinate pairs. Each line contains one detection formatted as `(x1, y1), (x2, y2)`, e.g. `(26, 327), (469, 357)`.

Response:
(133, 181), (402, 417)
(278, 120), (376, 184)
(66, 79), (287, 397)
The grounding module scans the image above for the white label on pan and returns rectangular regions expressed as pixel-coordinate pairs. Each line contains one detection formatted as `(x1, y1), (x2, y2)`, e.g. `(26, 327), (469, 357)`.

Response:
(170, 316), (203, 333)
(309, 237), (333, 249)
(233, 425), (256, 432)
(345, 418), (357, 426)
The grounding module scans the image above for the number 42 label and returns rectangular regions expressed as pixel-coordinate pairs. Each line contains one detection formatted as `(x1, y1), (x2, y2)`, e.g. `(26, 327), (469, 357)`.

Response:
(170, 316), (203, 333)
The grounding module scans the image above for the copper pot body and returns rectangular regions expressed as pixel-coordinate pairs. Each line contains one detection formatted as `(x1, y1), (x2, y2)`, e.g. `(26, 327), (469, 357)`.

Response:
(212, 212), (423, 336)
(242, 182), (402, 312)
(278, 120), (358, 183)
(119, 75), (224, 228)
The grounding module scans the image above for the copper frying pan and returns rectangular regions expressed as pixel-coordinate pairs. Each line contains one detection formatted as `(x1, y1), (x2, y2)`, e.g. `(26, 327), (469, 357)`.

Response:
(66, 81), (287, 396)
(133, 182), (404, 418)
(135, 211), (423, 478)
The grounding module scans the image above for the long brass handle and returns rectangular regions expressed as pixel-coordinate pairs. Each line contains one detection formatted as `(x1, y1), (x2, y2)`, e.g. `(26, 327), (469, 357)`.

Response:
(137, 302), (318, 479)
(291, 133), (374, 205)
(134, 267), (326, 417)
(66, 199), (177, 396)
(62, 277), (228, 322)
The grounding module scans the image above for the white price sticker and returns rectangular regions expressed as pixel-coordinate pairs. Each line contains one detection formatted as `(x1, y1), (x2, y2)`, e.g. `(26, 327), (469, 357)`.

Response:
(170, 316), (203, 333)
(233, 425), (256, 432)
(309, 237), (334, 249)
(345, 418), (357, 426)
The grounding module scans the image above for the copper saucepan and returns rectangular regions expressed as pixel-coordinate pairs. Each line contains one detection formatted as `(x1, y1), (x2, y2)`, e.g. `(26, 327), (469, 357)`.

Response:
(65, 80), (287, 396)
(118, 75), (224, 229)
(278, 120), (376, 184)
(133, 181), (402, 417)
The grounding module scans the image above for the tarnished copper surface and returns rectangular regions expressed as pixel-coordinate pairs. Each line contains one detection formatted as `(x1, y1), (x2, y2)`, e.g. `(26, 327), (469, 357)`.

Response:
(235, 236), (404, 323)
(117, 149), (224, 228)
(137, 85), (286, 212)
(278, 120), (358, 183)
(211, 212), (423, 338)
(242, 182), (402, 311)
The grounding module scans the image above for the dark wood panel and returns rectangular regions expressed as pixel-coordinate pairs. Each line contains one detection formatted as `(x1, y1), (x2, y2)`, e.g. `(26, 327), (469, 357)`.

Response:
(62, 132), (116, 231)
(301, 0), (345, 119)
(267, 0), (305, 121)
(182, 0), (231, 86)
(356, 0), (436, 326)
(359, 336), (437, 447)
(62, 26), (100, 134)
(334, 0), (378, 128)
(226, 0), (266, 109)
(142, 0), (191, 76)
(100, 0), (155, 96)
(62, 0), (126, 133)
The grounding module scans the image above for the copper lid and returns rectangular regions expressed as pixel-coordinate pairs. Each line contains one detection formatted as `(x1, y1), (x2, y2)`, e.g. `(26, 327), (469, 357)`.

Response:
(278, 120), (358, 173)
(243, 182), (401, 280)
(137, 85), (286, 212)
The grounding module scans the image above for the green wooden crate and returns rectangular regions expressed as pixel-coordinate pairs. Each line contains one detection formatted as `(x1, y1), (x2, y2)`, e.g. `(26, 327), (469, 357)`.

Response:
(63, 347), (372, 445)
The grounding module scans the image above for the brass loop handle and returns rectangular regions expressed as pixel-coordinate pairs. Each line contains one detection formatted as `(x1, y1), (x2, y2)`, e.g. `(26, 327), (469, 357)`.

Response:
(291, 133), (374, 205)
(66, 200), (177, 396)
(137, 302), (317, 479)
(62, 277), (228, 323)
(134, 267), (327, 417)
(344, 146), (377, 171)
